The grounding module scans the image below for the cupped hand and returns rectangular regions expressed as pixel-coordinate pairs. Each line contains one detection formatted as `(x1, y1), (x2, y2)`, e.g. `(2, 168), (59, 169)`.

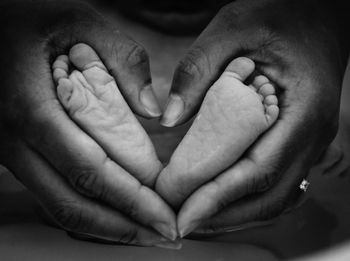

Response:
(0, 1), (178, 247)
(156, 0), (349, 236)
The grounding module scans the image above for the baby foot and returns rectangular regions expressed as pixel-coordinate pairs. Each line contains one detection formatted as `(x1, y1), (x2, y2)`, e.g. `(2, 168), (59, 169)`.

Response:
(156, 57), (279, 208)
(52, 43), (162, 186)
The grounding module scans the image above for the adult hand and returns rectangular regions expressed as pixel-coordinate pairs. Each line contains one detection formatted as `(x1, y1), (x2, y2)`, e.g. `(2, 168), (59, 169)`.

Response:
(159, 0), (349, 236)
(0, 1), (178, 247)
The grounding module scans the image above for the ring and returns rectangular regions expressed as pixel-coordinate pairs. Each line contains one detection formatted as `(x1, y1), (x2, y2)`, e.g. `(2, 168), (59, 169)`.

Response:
(299, 179), (310, 192)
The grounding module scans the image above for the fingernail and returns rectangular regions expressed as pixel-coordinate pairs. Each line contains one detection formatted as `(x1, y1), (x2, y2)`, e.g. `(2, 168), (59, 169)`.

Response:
(160, 94), (185, 127)
(154, 238), (182, 250)
(153, 222), (178, 241)
(179, 220), (201, 238)
(140, 85), (162, 117)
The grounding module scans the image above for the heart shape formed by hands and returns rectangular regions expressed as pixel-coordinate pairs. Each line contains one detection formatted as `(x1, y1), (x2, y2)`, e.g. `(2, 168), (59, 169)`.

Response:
(54, 43), (279, 239)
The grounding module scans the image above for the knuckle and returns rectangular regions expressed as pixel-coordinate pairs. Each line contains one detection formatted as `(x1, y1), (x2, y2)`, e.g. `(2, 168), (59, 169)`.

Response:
(122, 185), (142, 219)
(209, 180), (228, 210)
(245, 159), (281, 193)
(203, 219), (221, 234)
(258, 197), (286, 221)
(52, 199), (86, 232)
(118, 227), (138, 245)
(122, 43), (149, 69)
(257, 170), (280, 192)
(175, 48), (207, 83)
(69, 165), (104, 199)
(80, 139), (105, 161)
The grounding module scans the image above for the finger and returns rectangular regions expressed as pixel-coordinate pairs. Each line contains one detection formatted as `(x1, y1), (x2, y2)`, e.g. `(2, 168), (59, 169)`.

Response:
(49, 3), (161, 118)
(195, 164), (306, 234)
(175, 33), (340, 234)
(5, 142), (181, 248)
(22, 81), (176, 240)
(177, 103), (330, 237)
(314, 138), (349, 177)
(8, 5), (175, 239)
(160, 14), (246, 127)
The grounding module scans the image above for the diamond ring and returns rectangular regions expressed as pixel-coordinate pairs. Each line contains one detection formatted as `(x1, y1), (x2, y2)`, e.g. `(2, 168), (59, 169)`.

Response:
(299, 179), (310, 192)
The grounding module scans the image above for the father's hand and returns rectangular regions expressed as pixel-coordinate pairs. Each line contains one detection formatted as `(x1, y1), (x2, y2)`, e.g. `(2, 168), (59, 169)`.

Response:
(0, 1), (178, 247)
(160, 0), (349, 236)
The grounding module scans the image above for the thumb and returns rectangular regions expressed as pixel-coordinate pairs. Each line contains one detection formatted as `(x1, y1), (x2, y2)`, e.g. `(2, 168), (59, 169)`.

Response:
(49, 3), (161, 118)
(160, 11), (250, 127)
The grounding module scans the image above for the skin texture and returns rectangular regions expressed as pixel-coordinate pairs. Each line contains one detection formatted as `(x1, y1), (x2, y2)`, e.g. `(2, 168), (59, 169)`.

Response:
(0, 0), (349, 247)
(156, 57), (279, 209)
(157, 0), (349, 236)
(0, 1), (178, 247)
(52, 42), (174, 238)
(53, 44), (162, 187)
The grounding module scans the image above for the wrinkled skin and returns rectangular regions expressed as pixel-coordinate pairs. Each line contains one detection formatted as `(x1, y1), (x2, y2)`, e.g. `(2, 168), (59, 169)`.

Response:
(156, 0), (349, 236)
(0, 0), (349, 245)
(0, 1), (178, 246)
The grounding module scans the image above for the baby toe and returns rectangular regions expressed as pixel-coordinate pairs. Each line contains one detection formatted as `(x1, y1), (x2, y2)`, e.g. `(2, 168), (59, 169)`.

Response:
(69, 43), (114, 88)
(223, 57), (255, 82)
(53, 68), (68, 83)
(263, 91), (279, 126)
(252, 75), (270, 88)
(259, 83), (276, 96)
(264, 95), (278, 106)
(265, 105), (279, 125)
(52, 55), (70, 83)
(53, 55), (70, 70)
(69, 43), (107, 72)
